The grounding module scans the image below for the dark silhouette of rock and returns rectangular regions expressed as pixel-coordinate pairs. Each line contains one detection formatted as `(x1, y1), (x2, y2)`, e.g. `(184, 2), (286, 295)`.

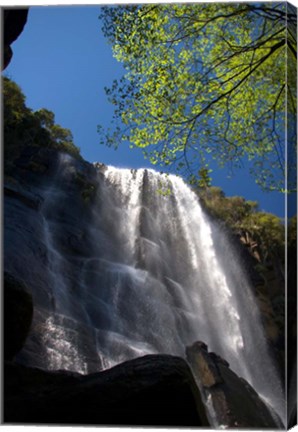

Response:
(4, 272), (33, 361)
(4, 355), (209, 427)
(186, 341), (282, 428)
(3, 8), (29, 70)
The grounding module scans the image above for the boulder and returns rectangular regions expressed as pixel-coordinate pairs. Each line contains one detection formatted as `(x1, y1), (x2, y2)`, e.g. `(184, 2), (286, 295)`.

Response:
(4, 272), (33, 361)
(4, 354), (209, 427)
(187, 341), (223, 388)
(186, 341), (281, 428)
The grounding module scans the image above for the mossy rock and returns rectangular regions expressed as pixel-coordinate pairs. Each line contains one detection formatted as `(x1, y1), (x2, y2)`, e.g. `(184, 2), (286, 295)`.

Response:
(4, 272), (33, 361)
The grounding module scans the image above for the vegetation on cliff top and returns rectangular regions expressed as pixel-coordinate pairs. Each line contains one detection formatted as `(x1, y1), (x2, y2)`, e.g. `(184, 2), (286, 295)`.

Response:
(197, 184), (287, 267)
(99, 3), (296, 193)
(3, 76), (82, 170)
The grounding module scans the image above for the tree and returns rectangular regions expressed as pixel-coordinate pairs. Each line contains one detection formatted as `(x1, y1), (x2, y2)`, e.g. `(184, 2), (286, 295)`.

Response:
(197, 182), (284, 266)
(3, 76), (38, 163)
(99, 3), (297, 192)
(35, 108), (79, 157)
(35, 108), (55, 130)
(197, 167), (212, 189)
(3, 77), (82, 162)
(197, 184), (259, 229)
(3, 77), (28, 124)
(288, 214), (297, 249)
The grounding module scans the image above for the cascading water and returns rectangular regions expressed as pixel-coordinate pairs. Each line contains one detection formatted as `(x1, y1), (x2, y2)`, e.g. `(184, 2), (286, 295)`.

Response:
(15, 158), (284, 425)
(97, 167), (284, 422)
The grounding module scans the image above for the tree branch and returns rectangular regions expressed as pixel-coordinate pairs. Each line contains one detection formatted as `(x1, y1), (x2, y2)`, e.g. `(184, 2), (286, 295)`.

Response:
(181, 40), (285, 126)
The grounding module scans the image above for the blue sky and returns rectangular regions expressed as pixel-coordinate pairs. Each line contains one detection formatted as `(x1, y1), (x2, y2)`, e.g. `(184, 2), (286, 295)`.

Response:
(4, 5), (288, 217)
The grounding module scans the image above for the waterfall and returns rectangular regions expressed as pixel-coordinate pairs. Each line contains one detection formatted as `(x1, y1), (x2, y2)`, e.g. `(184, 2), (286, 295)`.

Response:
(16, 160), (284, 423)
(96, 167), (284, 421)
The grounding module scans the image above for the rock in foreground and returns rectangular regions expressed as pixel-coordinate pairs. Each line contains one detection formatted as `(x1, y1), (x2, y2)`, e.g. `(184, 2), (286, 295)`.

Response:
(4, 354), (209, 427)
(187, 341), (282, 428)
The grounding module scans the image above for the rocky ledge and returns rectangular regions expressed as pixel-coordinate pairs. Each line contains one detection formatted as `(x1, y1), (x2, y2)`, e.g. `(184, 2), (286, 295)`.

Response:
(4, 355), (208, 427)
(187, 341), (282, 428)
(4, 343), (282, 428)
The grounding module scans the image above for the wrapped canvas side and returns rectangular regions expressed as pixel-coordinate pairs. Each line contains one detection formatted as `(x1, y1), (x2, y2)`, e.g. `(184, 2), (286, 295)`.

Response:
(287, 1), (297, 429)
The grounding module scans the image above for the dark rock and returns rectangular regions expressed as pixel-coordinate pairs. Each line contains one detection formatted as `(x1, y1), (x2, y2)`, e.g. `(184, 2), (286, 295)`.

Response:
(209, 352), (230, 367)
(93, 162), (107, 172)
(186, 341), (281, 428)
(4, 146), (104, 371)
(192, 340), (208, 351)
(13, 146), (57, 181)
(4, 272), (33, 361)
(3, 8), (29, 70)
(4, 184), (42, 210)
(4, 355), (209, 427)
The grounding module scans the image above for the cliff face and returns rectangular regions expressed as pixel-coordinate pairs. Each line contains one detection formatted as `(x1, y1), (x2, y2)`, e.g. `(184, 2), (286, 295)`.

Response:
(4, 145), (103, 372)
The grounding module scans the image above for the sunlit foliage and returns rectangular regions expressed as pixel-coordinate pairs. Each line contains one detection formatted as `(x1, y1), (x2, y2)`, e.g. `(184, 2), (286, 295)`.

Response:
(99, 3), (297, 192)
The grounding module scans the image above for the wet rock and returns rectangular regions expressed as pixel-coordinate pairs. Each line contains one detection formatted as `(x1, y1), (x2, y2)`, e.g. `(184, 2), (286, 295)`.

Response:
(186, 341), (281, 428)
(12, 146), (58, 182)
(187, 341), (223, 388)
(4, 184), (42, 210)
(4, 355), (209, 427)
(4, 146), (104, 370)
(209, 351), (229, 367)
(4, 272), (33, 360)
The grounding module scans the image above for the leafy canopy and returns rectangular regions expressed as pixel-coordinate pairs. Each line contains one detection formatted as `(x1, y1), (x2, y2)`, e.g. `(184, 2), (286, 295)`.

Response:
(99, 2), (297, 192)
(3, 77), (82, 163)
